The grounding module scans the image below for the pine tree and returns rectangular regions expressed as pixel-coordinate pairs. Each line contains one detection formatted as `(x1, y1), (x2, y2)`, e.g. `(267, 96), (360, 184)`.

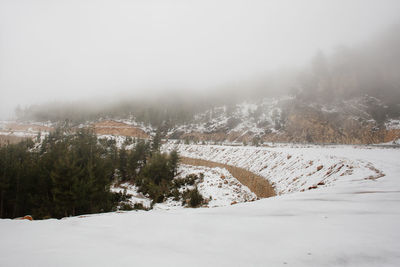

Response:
(152, 128), (162, 152)
(118, 147), (128, 181)
(168, 150), (180, 178)
(50, 146), (82, 218)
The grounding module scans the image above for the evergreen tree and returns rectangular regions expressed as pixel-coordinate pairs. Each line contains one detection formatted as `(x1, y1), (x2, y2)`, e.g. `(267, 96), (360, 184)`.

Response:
(0, 127), (182, 219)
(152, 128), (162, 153)
(168, 150), (180, 178)
(50, 149), (82, 218)
(118, 147), (128, 181)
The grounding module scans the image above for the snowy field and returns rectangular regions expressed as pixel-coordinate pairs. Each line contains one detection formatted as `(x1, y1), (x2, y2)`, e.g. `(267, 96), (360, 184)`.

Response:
(1, 144), (400, 266)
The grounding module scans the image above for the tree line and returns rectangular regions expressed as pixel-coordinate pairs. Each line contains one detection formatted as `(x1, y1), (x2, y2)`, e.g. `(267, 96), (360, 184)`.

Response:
(0, 128), (181, 219)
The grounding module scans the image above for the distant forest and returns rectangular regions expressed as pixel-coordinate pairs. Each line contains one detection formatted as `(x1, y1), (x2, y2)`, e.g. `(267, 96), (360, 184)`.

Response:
(15, 25), (400, 127)
(15, 96), (214, 128)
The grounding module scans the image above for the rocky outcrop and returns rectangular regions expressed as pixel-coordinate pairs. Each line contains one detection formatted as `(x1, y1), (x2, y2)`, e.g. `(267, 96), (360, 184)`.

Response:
(270, 106), (387, 144)
(172, 104), (399, 145)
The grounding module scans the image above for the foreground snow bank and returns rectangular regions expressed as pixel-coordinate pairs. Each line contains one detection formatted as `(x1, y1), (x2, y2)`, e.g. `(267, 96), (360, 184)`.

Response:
(1, 145), (400, 267)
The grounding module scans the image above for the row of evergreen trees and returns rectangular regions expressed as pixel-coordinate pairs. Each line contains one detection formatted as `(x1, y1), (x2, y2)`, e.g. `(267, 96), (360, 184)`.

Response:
(116, 130), (181, 204)
(0, 128), (180, 219)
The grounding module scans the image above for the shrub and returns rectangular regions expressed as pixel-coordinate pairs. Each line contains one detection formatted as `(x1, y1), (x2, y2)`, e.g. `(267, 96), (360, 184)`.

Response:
(133, 203), (146, 210)
(172, 174), (198, 188)
(171, 188), (180, 201)
(181, 187), (204, 207)
(189, 188), (204, 207)
(119, 203), (134, 211)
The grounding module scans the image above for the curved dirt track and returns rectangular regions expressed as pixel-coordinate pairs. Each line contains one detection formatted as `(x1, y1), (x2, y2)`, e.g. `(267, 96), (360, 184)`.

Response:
(180, 156), (276, 198)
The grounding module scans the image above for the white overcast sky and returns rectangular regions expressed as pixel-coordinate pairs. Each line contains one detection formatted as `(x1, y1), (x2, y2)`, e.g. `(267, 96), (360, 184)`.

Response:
(1, 0), (400, 118)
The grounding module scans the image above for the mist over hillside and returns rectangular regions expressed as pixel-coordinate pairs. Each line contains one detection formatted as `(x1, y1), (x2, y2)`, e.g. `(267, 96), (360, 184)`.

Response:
(13, 24), (400, 139)
(2, 1), (400, 119)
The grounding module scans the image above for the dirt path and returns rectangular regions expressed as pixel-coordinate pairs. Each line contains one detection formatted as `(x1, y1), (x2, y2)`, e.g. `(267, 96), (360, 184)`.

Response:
(180, 157), (276, 198)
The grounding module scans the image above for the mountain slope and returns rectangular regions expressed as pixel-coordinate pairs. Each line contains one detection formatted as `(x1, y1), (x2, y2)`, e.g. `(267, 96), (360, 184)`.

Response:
(169, 96), (400, 144)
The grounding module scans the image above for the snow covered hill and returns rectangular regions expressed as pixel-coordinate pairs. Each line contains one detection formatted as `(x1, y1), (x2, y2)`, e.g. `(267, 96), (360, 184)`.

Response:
(168, 95), (400, 145)
(2, 95), (399, 145)
(162, 143), (384, 195)
(1, 144), (399, 266)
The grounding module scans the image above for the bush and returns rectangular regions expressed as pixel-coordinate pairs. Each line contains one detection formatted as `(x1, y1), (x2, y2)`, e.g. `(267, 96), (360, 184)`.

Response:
(181, 187), (204, 207)
(171, 188), (180, 201)
(252, 136), (261, 146)
(172, 174), (198, 188)
(133, 203), (146, 210)
(119, 203), (134, 211)
(189, 188), (204, 207)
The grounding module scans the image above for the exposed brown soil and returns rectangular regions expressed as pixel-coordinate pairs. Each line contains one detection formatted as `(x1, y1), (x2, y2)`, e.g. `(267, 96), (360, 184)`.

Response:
(4, 123), (54, 133)
(0, 135), (30, 146)
(384, 129), (400, 143)
(91, 120), (149, 139)
(180, 157), (276, 198)
(365, 163), (385, 180)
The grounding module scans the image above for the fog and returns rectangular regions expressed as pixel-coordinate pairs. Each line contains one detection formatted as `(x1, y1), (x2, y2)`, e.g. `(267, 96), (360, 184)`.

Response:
(1, 0), (400, 119)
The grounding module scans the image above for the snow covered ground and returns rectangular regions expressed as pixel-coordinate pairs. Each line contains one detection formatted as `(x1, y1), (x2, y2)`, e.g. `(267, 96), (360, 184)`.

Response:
(173, 164), (257, 207)
(162, 143), (385, 195)
(1, 144), (400, 266)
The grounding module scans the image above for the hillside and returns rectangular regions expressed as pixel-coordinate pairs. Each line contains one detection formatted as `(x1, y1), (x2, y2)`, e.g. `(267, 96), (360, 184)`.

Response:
(3, 95), (400, 146)
(169, 95), (400, 145)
